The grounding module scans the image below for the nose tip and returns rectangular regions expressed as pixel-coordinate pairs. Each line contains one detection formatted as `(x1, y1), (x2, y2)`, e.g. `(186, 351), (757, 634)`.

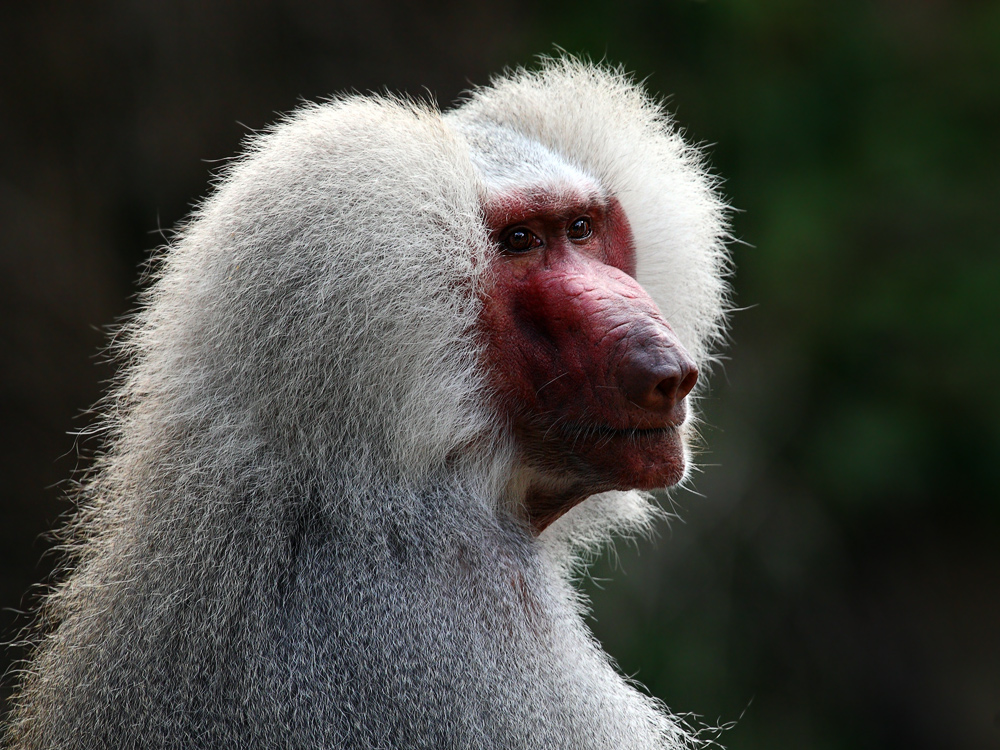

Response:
(660, 359), (699, 404)
(623, 346), (699, 417)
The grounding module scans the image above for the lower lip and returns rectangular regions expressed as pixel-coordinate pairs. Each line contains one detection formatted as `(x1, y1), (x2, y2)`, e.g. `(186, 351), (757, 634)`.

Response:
(591, 425), (677, 438)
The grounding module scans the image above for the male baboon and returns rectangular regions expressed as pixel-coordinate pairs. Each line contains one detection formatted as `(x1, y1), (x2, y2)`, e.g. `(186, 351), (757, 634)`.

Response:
(6, 59), (730, 749)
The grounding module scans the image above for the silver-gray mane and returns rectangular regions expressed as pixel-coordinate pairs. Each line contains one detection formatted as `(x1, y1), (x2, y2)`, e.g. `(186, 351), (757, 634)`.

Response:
(6, 58), (729, 749)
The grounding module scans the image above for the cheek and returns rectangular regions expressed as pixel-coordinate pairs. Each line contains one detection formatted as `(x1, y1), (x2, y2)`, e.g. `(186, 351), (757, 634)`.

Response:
(603, 198), (637, 277)
(478, 283), (559, 417)
(478, 268), (639, 425)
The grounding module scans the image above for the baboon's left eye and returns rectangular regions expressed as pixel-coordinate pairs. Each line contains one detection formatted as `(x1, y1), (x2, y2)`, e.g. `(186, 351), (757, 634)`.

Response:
(567, 217), (592, 241)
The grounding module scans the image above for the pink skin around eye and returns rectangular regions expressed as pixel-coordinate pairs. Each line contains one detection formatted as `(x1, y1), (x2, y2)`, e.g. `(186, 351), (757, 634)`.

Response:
(479, 192), (698, 532)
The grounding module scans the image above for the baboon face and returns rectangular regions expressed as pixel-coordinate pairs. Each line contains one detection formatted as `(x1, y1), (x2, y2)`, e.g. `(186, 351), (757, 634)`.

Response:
(480, 187), (698, 531)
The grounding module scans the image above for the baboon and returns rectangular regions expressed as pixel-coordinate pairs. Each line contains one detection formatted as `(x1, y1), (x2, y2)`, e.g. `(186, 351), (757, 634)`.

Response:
(5, 59), (730, 749)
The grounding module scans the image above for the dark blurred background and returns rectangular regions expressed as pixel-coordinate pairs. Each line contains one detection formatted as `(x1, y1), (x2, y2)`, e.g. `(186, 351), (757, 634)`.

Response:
(1, 1), (997, 748)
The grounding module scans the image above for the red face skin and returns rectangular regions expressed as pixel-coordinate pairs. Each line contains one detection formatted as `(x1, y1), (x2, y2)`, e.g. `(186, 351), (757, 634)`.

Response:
(480, 189), (699, 533)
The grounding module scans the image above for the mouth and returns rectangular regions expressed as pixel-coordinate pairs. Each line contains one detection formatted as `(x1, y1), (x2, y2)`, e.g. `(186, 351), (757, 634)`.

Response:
(519, 415), (689, 505)
(563, 419), (688, 491)
(565, 423), (681, 441)
(597, 425), (676, 436)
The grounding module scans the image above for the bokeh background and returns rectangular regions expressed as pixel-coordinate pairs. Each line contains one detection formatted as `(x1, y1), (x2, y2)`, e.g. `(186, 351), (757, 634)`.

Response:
(2, 2), (997, 748)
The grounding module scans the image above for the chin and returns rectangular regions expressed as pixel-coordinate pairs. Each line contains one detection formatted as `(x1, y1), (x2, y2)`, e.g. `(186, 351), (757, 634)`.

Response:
(578, 425), (690, 492)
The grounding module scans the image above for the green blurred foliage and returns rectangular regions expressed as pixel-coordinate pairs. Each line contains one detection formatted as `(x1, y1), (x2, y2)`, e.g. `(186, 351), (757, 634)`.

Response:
(511, 2), (1000, 749)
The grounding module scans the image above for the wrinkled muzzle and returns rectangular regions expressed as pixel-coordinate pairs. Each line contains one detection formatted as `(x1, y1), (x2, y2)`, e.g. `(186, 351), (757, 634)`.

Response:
(522, 255), (698, 431)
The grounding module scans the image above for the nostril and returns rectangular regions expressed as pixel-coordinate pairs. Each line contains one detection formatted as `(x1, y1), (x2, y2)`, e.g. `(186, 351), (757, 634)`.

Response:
(652, 359), (698, 406)
(675, 361), (699, 402)
(624, 348), (699, 416)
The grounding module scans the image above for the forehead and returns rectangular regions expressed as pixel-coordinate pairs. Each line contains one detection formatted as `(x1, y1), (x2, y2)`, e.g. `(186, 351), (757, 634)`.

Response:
(459, 124), (603, 205)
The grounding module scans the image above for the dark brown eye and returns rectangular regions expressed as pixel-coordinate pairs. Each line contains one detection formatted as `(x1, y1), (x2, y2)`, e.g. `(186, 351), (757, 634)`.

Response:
(502, 227), (541, 253)
(567, 216), (592, 241)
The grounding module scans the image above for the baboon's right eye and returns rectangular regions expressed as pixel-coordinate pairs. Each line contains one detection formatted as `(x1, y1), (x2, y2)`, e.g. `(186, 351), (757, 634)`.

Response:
(502, 227), (542, 254)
